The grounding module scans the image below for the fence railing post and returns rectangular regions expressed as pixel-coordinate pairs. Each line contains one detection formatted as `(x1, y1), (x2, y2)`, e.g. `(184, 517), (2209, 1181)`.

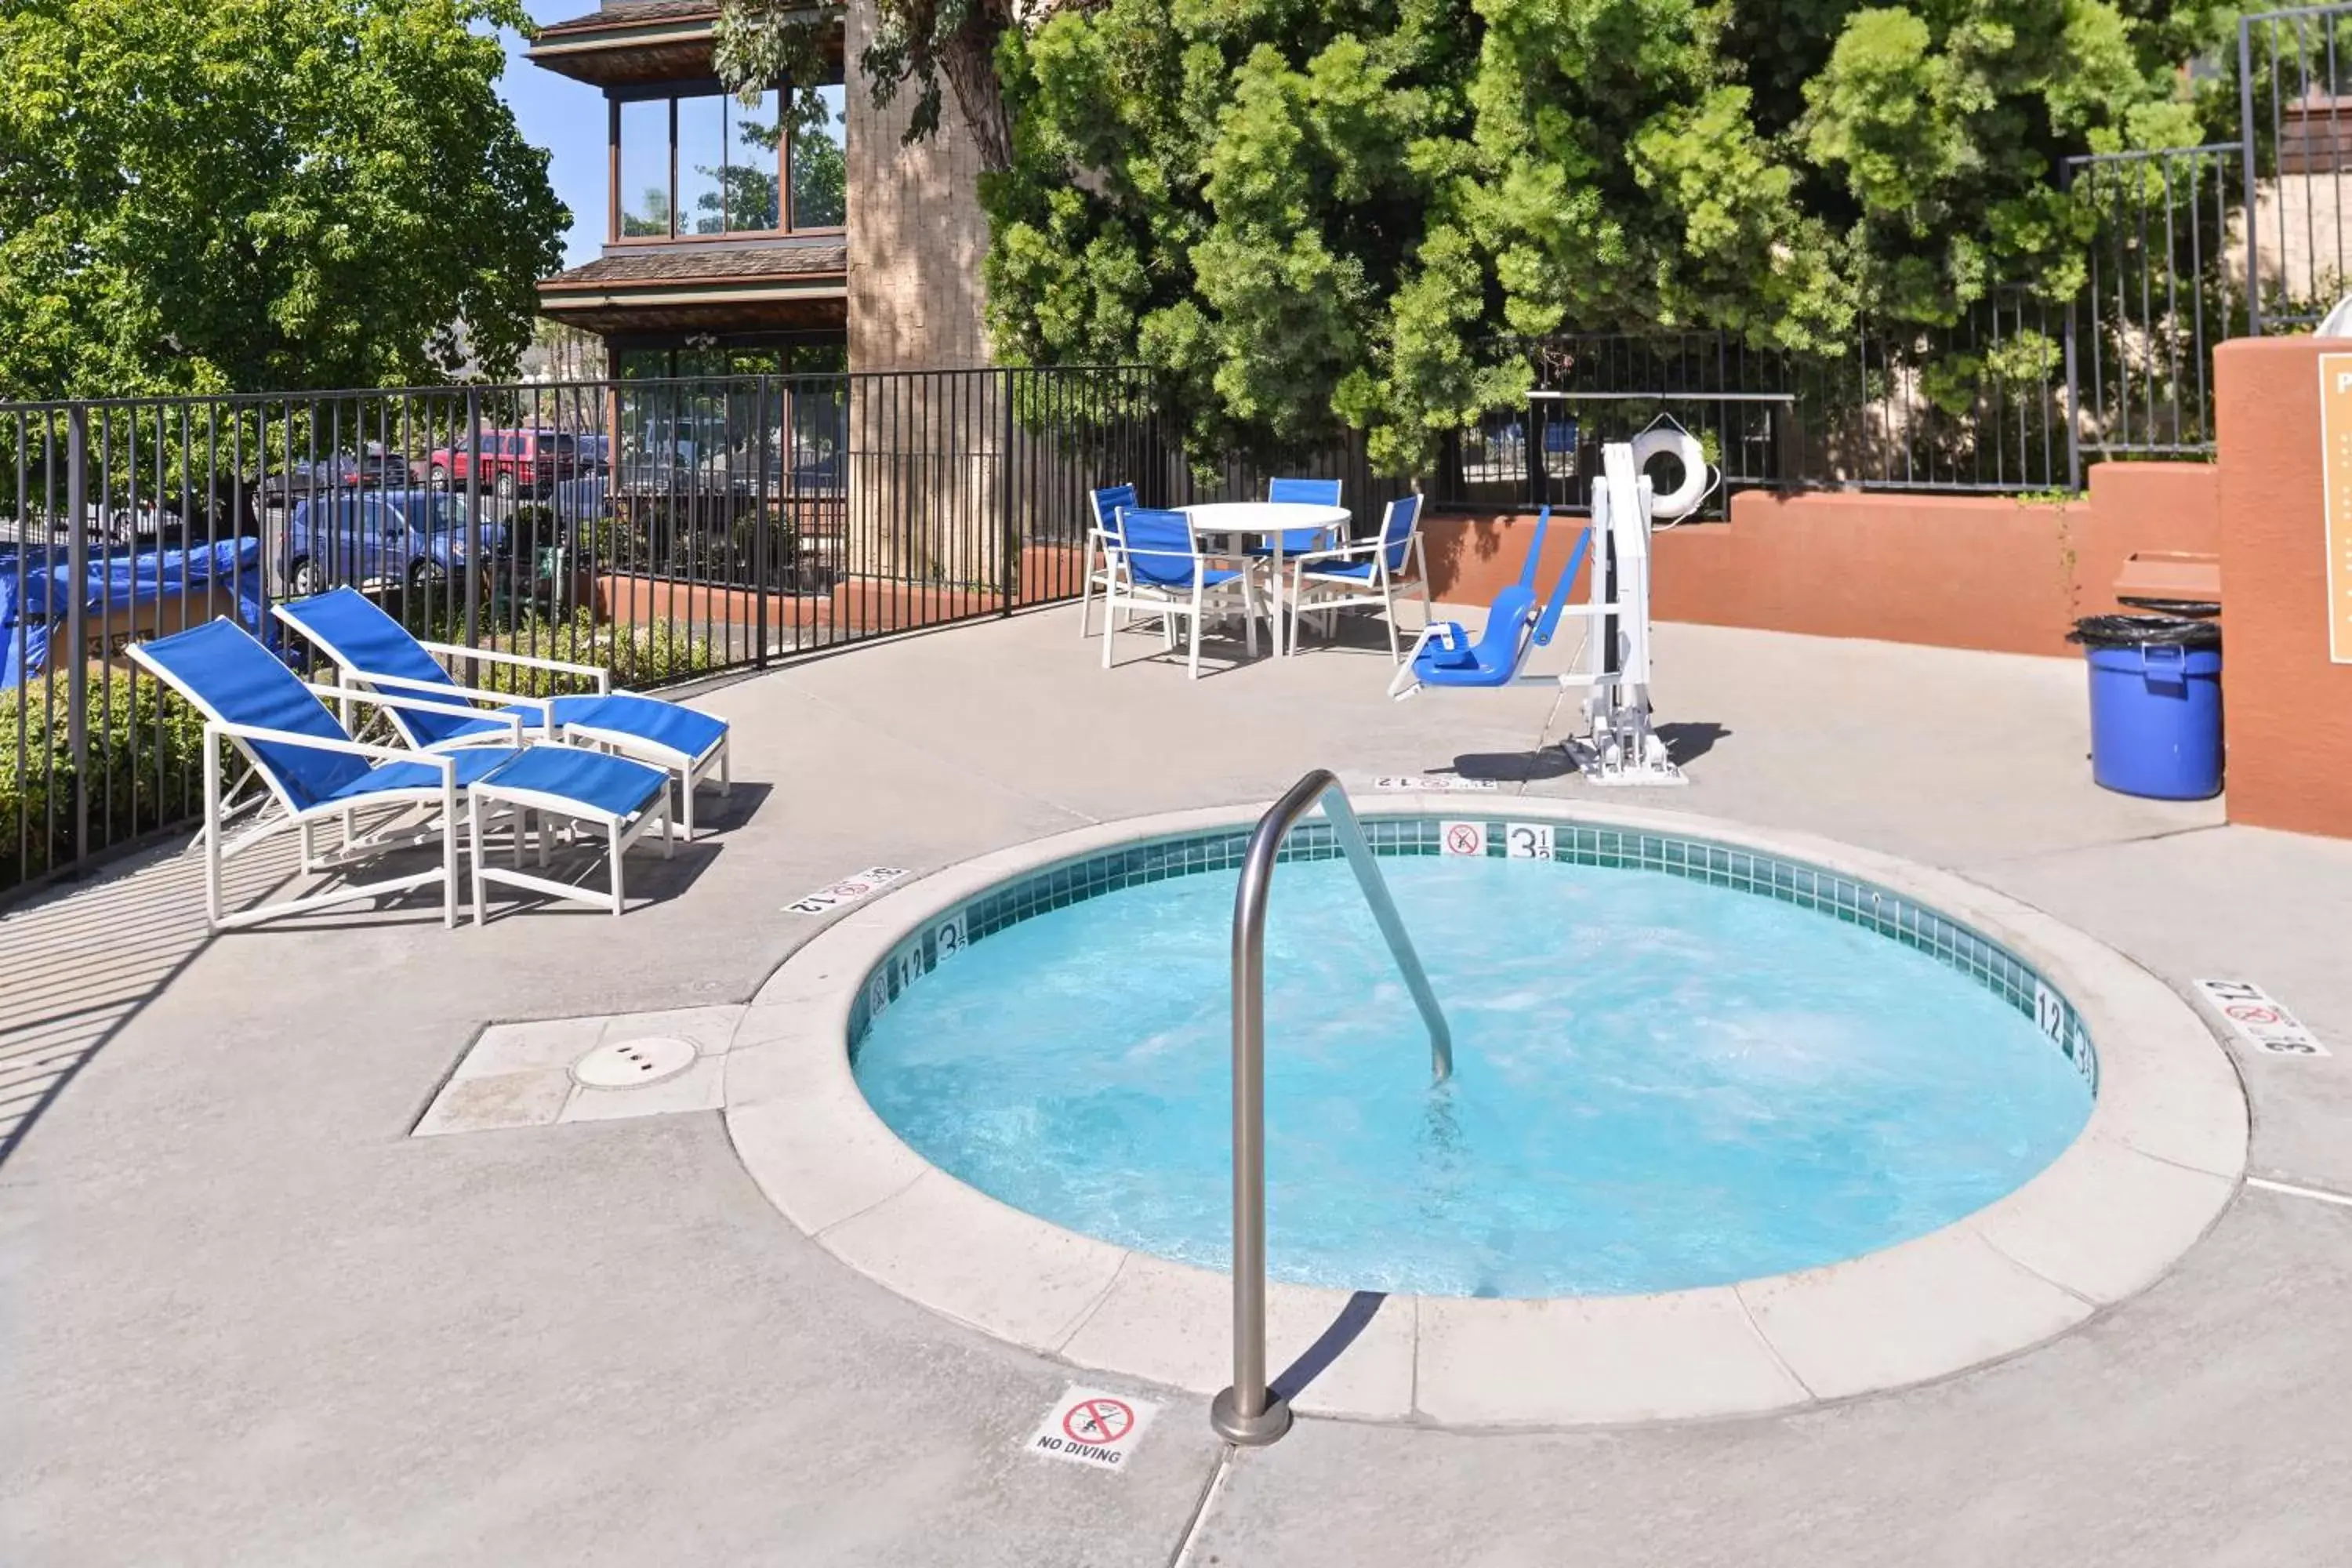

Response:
(64, 405), (89, 860)
(463, 387), (483, 680)
(1000, 368), (1018, 615)
(755, 373), (773, 669)
(2241, 16), (2263, 337)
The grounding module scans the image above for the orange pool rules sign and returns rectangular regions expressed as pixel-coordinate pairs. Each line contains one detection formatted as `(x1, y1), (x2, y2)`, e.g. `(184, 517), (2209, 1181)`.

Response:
(2321, 354), (2352, 662)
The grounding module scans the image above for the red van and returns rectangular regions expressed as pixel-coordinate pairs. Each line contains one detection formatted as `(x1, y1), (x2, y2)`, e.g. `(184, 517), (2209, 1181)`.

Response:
(423, 427), (581, 499)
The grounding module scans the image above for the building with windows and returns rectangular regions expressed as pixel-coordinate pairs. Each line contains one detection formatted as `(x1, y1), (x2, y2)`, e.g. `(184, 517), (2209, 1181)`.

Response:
(527, 0), (989, 377)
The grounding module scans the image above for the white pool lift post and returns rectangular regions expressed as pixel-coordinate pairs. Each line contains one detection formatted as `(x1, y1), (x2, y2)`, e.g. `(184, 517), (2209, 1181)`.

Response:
(1390, 417), (1715, 788)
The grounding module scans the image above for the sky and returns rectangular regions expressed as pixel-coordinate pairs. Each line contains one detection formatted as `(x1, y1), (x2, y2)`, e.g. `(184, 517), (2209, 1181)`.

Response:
(497, 5), (612, 267)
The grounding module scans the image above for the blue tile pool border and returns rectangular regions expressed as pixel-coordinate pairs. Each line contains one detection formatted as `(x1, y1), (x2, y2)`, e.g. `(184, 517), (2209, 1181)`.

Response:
(846, 818), (2099, 1096)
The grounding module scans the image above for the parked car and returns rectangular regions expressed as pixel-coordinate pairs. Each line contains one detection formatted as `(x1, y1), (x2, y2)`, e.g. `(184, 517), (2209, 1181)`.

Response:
(278, 488), (505, 597)
(261, 447), (414, 503)
(422, 427), (583, 499)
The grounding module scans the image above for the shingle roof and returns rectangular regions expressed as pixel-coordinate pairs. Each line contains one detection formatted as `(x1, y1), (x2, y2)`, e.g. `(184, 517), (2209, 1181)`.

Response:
(540, 241), (848, 290)
(535, 0), (719, 39)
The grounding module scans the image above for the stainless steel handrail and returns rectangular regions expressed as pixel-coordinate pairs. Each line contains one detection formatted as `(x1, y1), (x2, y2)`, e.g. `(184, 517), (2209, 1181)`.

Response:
(1210, 769), (1451, 1446)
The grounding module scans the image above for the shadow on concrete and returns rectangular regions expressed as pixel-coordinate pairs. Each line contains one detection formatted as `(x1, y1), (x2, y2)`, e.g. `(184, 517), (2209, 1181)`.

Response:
(1656, 720), (1731, 766)
(1269, 1290), (1390, 1404)
(1446, 748), (1576, 784)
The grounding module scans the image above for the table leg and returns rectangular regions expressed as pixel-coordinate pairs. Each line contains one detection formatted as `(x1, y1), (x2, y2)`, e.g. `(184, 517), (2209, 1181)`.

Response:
(1270, 534), (1287, 656)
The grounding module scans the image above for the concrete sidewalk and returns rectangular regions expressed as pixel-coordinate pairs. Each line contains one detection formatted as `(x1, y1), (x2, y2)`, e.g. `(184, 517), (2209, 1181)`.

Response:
(3, 608), (2348, 1566)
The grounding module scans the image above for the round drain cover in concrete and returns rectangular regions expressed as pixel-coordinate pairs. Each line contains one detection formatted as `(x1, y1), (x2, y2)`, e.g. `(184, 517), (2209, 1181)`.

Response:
(572, 1036), (697, 1089)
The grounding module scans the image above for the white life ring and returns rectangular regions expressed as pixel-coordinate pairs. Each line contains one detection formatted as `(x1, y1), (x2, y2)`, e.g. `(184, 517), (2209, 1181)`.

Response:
(1628, 426), (1711, 521)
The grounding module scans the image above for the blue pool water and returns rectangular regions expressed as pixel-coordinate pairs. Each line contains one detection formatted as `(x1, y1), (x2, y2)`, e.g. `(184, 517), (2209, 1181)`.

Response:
(852, 853), (2092, 1297)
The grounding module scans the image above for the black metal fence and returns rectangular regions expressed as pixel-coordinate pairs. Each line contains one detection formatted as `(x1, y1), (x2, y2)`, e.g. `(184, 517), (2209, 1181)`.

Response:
(0, 367), (1195, 900)
(1432, 307), (2073, 510)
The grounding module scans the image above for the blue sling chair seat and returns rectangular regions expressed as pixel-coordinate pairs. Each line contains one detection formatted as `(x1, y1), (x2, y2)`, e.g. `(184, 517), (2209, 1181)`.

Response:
(1387, 506), (1592, 699)
(273, 587), (730, 839)
(129, 619), (672, 929)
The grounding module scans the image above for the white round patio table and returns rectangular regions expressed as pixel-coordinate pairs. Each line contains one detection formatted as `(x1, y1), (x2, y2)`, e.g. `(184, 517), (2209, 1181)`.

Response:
(1177, 501), (1352, 657)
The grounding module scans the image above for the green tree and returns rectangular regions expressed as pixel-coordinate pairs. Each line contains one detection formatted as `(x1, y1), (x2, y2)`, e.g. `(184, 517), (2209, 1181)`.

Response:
(0, 0), (568, 398)
(723, 0), (2233, 469)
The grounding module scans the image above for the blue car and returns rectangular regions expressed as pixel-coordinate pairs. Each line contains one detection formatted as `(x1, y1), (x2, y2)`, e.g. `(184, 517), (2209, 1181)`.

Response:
(279, 488), (503, 597)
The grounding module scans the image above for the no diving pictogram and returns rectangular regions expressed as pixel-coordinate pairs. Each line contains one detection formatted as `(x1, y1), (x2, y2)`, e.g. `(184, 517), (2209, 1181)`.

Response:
(1026, 1384), (1160, 1471)
(1441, 820), (1486, 857)
(1062, 1397), (1133, 1445)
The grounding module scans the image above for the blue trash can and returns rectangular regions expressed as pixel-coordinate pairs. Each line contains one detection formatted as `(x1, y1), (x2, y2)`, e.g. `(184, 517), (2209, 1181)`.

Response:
(2071, 615), (2223, 800)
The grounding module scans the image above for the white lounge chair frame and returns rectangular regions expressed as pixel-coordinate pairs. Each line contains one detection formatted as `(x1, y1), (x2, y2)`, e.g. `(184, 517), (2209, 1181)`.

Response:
(299, 630), (731, 839)
(466, 771), (674, 923)
(124, 651), (528, 931)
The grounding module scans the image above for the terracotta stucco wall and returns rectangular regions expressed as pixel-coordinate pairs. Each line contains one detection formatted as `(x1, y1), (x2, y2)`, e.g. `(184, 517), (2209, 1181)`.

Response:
(1421, 463), (2220, 659)
(2214, 337), (2352, 837)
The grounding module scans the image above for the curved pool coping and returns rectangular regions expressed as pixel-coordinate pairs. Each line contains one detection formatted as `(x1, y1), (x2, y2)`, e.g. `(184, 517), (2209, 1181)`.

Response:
(720, 797), (2249, 1428)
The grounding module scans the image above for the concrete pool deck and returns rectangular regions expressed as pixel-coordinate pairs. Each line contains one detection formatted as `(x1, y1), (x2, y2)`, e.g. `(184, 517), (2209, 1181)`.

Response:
(5, 610), (2351, 1564)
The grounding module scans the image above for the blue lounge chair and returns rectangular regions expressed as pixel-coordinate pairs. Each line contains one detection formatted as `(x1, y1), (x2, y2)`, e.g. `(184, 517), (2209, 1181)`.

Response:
(1386, 506), (1592, 699)
(272, 587), (730, 839)
(129, 619), (670, 929)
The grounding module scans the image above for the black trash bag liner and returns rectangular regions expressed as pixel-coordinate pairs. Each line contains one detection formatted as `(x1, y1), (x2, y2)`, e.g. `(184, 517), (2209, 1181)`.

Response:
(2069, 614), (2222, 651)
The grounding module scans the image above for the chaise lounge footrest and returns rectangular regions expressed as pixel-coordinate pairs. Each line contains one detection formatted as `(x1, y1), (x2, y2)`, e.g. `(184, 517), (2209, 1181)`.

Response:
(466, 747), (676, 923)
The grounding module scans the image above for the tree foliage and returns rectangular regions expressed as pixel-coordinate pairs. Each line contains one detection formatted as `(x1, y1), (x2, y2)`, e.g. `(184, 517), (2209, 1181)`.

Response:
(0, 0), (567, 400)
(720, 0), (2237, 469)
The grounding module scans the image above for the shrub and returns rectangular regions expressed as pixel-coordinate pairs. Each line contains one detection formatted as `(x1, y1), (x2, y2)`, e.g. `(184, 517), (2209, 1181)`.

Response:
(0, 665), (212, 891)
(430, 607), (721, 698)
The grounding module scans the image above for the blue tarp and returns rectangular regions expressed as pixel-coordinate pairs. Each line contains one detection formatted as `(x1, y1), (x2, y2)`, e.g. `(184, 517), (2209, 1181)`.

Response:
(1, 538), (267, 688)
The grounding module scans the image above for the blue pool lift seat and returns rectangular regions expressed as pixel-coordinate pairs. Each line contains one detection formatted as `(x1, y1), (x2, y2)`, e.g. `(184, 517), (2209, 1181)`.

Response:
(1387, 506), (1592, 699)
(273, 586), (730, 838)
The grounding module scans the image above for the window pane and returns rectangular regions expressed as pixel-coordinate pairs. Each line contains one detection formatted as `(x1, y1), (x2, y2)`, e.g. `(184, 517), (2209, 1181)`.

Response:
(618, 99), (670, 237)
(727, 90), (782, 230)
(789, 85), (847, 229)
(677, 93), (727, 236)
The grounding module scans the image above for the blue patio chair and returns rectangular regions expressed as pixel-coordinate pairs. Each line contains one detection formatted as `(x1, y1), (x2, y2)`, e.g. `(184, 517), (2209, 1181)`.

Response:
(273, 587), (730, 839)
(1077, 483), (1136, 640)
(1386, 506), (1591, 699)
(129, 619), (669, 929)
(1101, 507), (1261, 679)
(1253, 477), (1346, 557)
(1285, 493), (1434, 662)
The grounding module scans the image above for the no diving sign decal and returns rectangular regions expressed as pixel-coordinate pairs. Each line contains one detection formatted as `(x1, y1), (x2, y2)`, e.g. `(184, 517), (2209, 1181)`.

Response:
(1028, 1385), (1159, 1471)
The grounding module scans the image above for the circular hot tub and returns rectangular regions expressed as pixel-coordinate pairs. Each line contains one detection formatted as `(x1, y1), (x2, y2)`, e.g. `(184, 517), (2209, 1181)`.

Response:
(851, 820), (2095, 1298)
(723, 799), (2245, 1425)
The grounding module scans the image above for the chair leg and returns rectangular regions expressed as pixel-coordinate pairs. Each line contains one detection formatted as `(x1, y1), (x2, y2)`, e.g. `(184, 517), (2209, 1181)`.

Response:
(441, 775), (459, 930)
(1101, 586), (1120, 670)
(1385, 585), (1403, 663)
(203, 740), (225, 928)
(681, 772), (695, 840)
(609, 819), (626, 916)
(719, 743), (731, 796)
(468, 791), (488, 927)
(662, 796), (675, 858)
(1187, 583), (1204, 679)
(1077, 535), (1098, 637)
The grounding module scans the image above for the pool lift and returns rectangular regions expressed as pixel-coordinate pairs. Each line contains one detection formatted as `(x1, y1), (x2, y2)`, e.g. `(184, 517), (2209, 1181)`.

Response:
(1388, 420), (1715, 787)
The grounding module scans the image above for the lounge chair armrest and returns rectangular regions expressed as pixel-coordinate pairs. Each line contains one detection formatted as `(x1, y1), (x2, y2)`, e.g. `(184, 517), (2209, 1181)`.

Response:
(341, 669), (557, 718)
(206, 719), (463, 769)
(307, 683), (532, 742)
(413, 638), (612, 693)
